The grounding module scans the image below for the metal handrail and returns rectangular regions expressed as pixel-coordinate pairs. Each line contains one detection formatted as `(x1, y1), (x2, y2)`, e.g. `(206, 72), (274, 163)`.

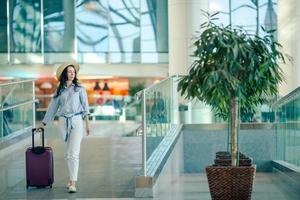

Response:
(0, 79), (35, 87)
(141, 90), (147, 176)
(3, 84), (17, 104)
(0, 79), (37, 137)
(0, 99), (38, 112)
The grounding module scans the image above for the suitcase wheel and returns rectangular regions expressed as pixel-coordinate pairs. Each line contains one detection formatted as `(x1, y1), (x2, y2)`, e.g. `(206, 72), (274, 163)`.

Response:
(26, 185), (29, 189)
(50, 185), (52, 188)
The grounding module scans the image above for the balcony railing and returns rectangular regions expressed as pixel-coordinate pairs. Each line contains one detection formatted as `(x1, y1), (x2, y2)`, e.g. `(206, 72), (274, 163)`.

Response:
(0, 79), (37, 140)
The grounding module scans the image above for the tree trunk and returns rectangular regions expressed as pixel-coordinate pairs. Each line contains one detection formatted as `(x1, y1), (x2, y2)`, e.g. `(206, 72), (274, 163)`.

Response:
(230, 97), (239, 166)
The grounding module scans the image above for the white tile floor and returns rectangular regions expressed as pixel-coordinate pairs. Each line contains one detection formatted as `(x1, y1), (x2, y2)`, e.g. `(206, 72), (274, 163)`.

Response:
(0, 122), (299, 199)
(0, 122), (141, 199)
(153, 173), (300, 200)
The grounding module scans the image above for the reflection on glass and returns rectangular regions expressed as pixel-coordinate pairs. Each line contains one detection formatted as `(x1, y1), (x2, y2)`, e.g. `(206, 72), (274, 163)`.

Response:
(109, 52), (140, 63)
(0, 103), (33, 138)
(0, 80), (34, 138)
(145, 78), (173, 160)
(276, 91), (300, 167)
(210, 0), (277, 38)
(141, 0), (156, 53)
(10, 0), (41, 52)
(76, 0), (108, 53)
(0, 0), (7, 53)
(141, 0), (168, 63)
(0, 81), (33, 105)
(0, 100), (13, 137)
(209, 0), (230, 26)
(44, 0), (75, 52)
(259, 0), (277, 39)
(109, 0), (140, 62)
(231, 0), (257, 34)
(141, 0), (168, 53)
(1, 0), (168, 64)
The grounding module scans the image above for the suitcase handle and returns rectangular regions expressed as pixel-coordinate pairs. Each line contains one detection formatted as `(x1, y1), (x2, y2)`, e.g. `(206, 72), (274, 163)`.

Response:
(32, 128), (45, 149)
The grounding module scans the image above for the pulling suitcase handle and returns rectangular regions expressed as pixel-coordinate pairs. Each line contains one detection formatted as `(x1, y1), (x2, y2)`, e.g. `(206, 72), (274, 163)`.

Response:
(32, 128), (45, 154)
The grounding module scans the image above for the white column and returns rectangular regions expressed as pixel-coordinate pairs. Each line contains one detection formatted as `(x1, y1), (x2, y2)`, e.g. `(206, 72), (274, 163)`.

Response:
(63, 0), (75, 52)
(278, 0), (300, 96)
(168, 0), (209, 76)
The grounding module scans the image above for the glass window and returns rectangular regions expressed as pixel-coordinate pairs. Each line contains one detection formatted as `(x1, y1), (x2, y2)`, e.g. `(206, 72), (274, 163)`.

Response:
(0, 0), (7, 53)
(209, 0), (230, 26)
(76, 0), (108, 53)
(210, 0), (277, 38)
(44, 0), (74, 52)
(140, 0), (168, 63)
(1, 0), (169, 64)
(109, 0), (140, 63)
(231, 0), (257, 34)
(141, 0), (168, 53)
(0, 0), (8, 64)
(10, 0), (41, 53)
(141, 0), (156, 53)
(259, 0), (277, 39)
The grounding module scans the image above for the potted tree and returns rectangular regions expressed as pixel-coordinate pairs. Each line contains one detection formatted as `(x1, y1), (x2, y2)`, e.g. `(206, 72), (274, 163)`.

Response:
(178, 12), (287, 200)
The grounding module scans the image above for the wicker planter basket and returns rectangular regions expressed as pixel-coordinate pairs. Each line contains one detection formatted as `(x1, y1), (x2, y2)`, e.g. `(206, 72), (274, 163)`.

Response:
(214, 158), (252, 166)
(206, 166), (256, 200)
(214, 152), (252, 166)
(215, 151), (231, 159)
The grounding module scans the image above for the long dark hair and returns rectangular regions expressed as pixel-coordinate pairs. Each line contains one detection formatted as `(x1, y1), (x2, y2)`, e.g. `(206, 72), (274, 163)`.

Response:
(54, 66), (80, 98)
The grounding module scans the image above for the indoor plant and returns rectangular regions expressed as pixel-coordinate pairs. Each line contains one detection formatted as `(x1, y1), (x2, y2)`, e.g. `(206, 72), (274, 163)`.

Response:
(178, 12), (286, 199)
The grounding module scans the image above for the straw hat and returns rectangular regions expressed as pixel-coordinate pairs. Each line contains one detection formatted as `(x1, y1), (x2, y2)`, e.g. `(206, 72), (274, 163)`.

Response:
(56, 62), (80, 80)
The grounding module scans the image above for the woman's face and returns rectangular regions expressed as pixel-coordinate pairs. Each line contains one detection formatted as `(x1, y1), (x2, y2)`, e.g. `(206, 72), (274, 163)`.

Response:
(66, 66), (76, 81)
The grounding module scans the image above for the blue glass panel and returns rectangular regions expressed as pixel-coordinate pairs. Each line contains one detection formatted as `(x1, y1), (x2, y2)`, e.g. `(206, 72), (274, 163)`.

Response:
(210, 0), (277, 37)
(231, 0), (257, 34)
(275, 93), (300, 167)
(209, 0), (230, 26)
(259, 0), (277, 39)
(76, 0), (108, 53)
(10, 0), (41, 53)
(0, 0), (7, 53)
(140, 0), (168, 63)
(109, 0), (140, 54)
(44, 0), (74, 52)
(141, 0), (156, 52)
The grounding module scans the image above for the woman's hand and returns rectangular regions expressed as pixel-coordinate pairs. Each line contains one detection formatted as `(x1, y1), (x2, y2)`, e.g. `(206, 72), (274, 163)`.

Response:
(36, 123), (45, 133)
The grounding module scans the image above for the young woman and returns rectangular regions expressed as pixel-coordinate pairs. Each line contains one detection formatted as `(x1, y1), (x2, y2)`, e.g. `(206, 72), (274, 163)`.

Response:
(37, 62), (90, 193)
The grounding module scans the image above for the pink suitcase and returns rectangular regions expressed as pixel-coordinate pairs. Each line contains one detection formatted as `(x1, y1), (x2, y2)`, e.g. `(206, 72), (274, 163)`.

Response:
(26, 128), (54, 188)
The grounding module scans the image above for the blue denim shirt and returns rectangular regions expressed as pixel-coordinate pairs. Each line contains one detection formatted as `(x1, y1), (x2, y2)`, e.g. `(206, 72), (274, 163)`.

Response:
(42, 84), (90, 125)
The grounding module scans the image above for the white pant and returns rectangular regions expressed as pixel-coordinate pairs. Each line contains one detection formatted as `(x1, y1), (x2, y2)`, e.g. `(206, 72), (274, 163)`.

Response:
(59, 115), (83, 181)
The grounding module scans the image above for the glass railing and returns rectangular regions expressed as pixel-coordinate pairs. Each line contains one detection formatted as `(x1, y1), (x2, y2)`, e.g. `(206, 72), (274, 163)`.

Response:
(274, 87), (300, 167)
(179, 98), (278, 124)
(136, 76), (179, 175)
(123, 99), (142, 121)
(0, 79), (37, 139)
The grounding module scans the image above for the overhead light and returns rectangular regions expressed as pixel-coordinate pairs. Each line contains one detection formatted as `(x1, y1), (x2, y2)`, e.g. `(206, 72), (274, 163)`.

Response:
(103, 82), (110, 91)
(84, 0), (98, 11)
(93, 81), (101, 91)
(153, 79), (160, 84)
